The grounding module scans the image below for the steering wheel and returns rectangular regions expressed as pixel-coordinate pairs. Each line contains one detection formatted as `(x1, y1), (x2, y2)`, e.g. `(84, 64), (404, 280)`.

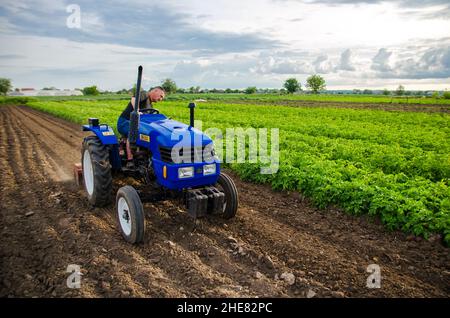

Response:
(140, 108), (159, 114)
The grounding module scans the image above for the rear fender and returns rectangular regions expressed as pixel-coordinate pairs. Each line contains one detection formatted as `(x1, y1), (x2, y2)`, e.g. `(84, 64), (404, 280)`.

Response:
(82, 124), (121, 170)
(82, 124), (118, 145)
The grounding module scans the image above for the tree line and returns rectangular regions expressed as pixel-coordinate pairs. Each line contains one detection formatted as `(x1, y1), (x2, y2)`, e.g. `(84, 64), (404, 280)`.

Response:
(1, 76), (449, 99)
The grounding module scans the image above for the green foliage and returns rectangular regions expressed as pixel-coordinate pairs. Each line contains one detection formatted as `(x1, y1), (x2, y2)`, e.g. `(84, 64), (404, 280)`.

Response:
(443, 91), (450, 100)
(0, 96), (33, 104)
(24, 92), (450, 105)
(0, 78), (12, 95)
(382, 89), (390, 96)
(244, 86), (257, 94)
(395, 85), (405, 96)
(283, 78), (301, 94)
(306, 75), (326, 94)
(161, 78), (177, 94)
(82, 85), (100, 96)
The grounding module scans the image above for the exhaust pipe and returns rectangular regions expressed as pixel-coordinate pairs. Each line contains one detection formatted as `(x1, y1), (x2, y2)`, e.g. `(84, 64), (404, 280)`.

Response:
(129, 65), (143, 144)
(188, 102), (196, 128)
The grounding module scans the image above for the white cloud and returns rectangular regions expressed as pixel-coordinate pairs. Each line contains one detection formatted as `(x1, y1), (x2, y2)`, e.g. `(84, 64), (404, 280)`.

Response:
(337, 49), (356, 71)
(371, 48), (393, 72)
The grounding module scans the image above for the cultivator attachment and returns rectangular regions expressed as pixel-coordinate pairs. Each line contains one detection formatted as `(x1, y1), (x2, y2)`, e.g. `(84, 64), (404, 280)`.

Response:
(186, 186), (225, 218)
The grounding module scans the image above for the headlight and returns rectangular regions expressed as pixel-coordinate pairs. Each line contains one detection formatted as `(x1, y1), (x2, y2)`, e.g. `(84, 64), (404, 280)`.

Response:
(178, 166), (194, 179)
(203, 164), (216, 175)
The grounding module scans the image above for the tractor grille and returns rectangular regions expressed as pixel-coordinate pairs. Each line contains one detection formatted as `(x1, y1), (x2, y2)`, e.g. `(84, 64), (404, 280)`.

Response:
(159, 146), (215, 163)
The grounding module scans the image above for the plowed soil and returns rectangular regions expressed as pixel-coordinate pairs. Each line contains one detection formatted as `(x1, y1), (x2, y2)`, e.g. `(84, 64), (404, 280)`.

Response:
(0, 105), (449, 298)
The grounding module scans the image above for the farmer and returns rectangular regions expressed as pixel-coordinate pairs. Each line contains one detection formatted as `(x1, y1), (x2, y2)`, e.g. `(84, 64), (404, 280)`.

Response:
(117, 86), (166, 165)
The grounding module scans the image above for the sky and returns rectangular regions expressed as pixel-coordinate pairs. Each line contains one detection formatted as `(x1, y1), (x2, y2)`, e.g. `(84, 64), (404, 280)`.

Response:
(0, 0), (449, 91)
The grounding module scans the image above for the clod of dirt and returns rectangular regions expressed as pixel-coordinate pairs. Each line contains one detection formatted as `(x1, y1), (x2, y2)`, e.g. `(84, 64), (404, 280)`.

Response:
(280, 272), (295, 285)
(120, 290), (130, 297)
(166, 240), (176, 248)
(58, 218), (71, 228)
(331, 291), (345, 298)
(227, 236), (238, 244)
(259, 254), (275, 269)
(101, 282), (111, 290)
(228, 237), (246, 256)
(232, 244), (246, 256)
(287, 258), (296, 266)
(306, 289), (316, 298)
(255, 271), (265, 280)
(427, 234), (442, 243)
(25, 211), (34, 217)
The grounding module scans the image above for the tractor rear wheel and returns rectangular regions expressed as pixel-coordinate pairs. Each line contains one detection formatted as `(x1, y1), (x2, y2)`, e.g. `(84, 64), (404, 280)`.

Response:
(81, 136), (112, 207)
(116, 186), (145, 244)
(216, 172), (239, 219)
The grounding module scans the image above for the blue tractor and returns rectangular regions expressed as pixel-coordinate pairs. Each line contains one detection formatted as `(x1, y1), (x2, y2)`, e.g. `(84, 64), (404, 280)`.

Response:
(80, 66), (238, 244)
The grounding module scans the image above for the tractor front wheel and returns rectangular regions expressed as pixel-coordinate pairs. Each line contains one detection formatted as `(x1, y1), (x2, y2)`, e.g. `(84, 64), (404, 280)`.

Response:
(216, 172), (239, 219)
(116, 186), (145, 244)
(81, 136), (112, 207)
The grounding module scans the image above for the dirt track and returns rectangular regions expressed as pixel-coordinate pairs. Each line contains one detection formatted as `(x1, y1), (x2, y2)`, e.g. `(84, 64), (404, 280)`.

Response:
(0, 105), (449, 298)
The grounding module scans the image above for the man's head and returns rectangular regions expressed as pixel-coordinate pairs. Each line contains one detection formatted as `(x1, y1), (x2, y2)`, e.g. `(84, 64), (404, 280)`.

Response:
(148, 86), (165, 103)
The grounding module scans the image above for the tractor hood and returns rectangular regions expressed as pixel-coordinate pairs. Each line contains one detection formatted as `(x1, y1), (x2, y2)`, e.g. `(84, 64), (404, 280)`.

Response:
(139, 114), (213, 148)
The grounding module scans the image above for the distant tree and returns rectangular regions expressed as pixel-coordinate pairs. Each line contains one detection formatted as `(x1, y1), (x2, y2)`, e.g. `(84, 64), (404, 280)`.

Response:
(225, 88), (233, 93)
(431, 91), (440, 99)
(306, 75), (326, 94)
(415, 91), (423, 97)
(283, 78), (301, 94)
(382, 89), (390, 96)
(0, 78), (12, 95)
(404, 90), (412, 96)
(443, 91), (450, 99)
(161, 78), (177, 94)
(353, 89), (361, 95)
(82, 85), (100, 96)
(116, 89), (129, 94)
(395, 85), (405, 96)
(363, 89), (373, 95)
(42, 86), (57, 90)
(176, 88), (186, 93)
(188, 86), (201, 93)
(244, 86), (257, 94)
